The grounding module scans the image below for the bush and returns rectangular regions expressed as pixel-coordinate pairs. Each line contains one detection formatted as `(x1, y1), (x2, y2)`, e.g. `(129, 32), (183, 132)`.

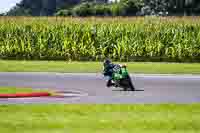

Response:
(55, 9), (72, 16)
(72, 2), (94, 16)
(93, 4), (112, 16)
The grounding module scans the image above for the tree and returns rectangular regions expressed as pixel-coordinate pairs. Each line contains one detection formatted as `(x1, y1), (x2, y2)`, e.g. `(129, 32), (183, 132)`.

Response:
(139, 0), (169, 16)
(6, 2), (31, 16)
(6, 0), (200, 16)
(7, 0), (82, 16)
(72, 2), (94, 16)
(0, 13), (5, 16)
(120, 0), (143, 16)
(93, 4), (111, 16)
(168, 0), (200, 15)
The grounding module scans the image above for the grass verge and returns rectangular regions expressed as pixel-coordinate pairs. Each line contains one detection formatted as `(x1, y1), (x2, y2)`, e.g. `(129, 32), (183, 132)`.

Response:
(0, 104), (199, 133)
(0, 87), (50, 94)
(1, 60), (200, 74)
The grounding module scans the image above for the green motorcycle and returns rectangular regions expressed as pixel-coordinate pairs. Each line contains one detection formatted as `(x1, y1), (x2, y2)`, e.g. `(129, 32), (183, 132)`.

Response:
(104, 64), (135, 91)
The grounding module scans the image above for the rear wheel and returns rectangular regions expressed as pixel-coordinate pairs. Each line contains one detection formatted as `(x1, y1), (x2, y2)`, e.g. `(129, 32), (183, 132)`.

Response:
(123, 87), (128, 91)
(127, 75), (135, 91)
(119, 77), (133, 91)
(129, 81), (135, 91)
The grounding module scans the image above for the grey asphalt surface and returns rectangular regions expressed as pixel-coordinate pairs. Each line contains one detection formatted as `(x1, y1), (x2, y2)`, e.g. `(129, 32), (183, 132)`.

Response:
(0, 72), (200, 104)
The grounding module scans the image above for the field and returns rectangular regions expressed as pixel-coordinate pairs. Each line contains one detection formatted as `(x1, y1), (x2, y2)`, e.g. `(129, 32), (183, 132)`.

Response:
(0, 16), (200, 62)
(0, 16), (199, 132)
(1, 60), (200, 74)
(0, 104), (199, 133)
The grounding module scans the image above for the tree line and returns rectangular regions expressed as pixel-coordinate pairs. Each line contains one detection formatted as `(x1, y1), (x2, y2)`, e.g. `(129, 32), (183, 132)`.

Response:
(4, 0), (200, 16)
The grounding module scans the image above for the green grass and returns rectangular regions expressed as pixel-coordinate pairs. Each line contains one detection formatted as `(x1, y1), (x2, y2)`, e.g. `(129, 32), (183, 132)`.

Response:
(1, 60), (200, 74)
(0, 104), (199, 133)
(0, 87), (50, 94)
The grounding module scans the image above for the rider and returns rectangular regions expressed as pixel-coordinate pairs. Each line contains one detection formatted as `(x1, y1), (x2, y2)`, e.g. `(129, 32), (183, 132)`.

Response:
(103, 58), (123, 87)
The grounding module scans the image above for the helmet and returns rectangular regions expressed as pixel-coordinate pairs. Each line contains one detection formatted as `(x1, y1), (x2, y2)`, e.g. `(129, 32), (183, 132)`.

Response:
(103, 58), (111, 67)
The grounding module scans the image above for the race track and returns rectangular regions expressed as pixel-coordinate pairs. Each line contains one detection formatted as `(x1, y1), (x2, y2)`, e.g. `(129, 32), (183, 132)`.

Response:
(0, 72), (200, 104)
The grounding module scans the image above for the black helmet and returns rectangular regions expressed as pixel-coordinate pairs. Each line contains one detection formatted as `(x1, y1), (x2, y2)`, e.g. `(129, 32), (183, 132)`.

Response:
(104, 58), (111, 66)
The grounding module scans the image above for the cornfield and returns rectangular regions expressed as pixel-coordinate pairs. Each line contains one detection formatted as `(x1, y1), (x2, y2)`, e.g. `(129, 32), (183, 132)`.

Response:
(0, 16), (200, 62)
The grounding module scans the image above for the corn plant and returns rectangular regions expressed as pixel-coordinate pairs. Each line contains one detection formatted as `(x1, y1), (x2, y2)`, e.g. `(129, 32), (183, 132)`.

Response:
(0, 17), (200, 62)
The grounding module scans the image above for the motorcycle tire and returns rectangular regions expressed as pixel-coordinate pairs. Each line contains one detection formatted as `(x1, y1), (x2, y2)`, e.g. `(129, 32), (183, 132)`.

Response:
(127, 75), (135, 91)
(118, 77), (131, 91)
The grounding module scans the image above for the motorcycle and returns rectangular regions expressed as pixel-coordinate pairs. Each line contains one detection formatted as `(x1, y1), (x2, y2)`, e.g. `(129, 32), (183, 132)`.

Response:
(103, 64), (135, 91)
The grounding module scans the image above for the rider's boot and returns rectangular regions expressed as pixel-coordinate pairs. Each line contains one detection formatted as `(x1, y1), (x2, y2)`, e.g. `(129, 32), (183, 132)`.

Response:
(107, 79), (115, 87)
